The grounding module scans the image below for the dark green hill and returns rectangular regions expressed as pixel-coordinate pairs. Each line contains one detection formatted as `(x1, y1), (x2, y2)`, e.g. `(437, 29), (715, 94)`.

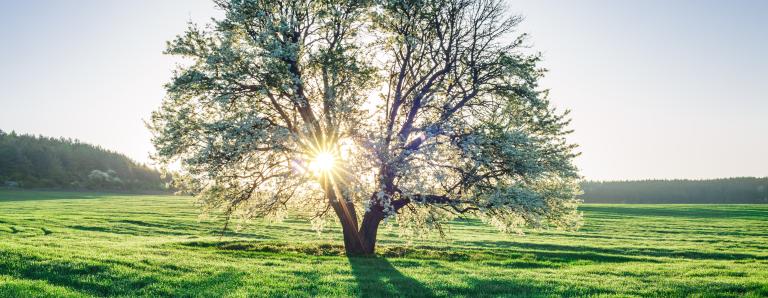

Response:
(0, 130), (168, 192)
(581, 178), (768, 204)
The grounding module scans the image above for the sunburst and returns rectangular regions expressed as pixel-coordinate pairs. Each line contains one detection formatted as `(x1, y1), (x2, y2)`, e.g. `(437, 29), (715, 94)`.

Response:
(308, 150), (337, 176)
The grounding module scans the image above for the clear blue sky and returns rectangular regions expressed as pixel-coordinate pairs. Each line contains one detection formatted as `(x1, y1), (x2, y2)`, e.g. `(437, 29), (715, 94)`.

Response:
(1, 0), (766, 180)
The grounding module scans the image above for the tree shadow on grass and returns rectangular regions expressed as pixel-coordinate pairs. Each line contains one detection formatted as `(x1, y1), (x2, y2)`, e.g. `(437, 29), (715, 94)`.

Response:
(346, 256), (618, 297)
(348, 256), (436, 298)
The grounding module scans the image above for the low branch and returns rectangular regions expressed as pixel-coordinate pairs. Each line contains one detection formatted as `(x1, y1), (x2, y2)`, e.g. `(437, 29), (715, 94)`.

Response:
(392, 194), (479, 214)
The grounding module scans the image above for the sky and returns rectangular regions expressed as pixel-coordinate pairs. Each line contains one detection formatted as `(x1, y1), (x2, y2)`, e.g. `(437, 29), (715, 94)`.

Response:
(0, 0), (766, 180)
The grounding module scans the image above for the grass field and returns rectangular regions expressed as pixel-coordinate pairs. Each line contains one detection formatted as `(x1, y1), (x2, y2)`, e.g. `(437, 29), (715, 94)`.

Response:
(1, 190), (767, 297)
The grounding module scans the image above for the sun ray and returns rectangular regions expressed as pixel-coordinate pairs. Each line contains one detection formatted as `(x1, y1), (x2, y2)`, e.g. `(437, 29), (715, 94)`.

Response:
(308, 150), (336, 176)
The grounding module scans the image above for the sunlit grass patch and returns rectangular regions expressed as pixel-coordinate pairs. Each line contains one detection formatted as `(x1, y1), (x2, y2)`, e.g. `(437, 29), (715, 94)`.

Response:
(1, 190), (767, 297)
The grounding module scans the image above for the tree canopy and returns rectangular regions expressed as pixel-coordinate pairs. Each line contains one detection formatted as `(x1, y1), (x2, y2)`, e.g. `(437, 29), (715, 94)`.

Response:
(150, 0), (581, 254)
(0, 130), (168, 191)
(581, 178), (768, 204)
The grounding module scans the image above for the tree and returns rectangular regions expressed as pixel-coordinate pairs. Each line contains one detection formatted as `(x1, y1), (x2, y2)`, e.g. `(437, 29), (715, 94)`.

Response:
(150, 0), (582, 255)
(0, 132), (167, 191)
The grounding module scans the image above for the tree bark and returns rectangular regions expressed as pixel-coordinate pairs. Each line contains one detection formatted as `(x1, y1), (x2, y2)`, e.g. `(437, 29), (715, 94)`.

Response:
(336, 205), (384, 256)
(324, 176), (366, 255)
(358, 206), (385, 255)
(327, 178), (386, 255)
(331, 199), (365, 255)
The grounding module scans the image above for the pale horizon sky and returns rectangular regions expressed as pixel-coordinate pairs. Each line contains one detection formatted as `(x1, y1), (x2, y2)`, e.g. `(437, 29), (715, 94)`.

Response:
(1, 0), (766, 180)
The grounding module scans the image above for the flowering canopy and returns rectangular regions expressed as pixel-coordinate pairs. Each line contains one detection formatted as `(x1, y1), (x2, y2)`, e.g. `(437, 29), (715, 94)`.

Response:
(150, 0), (582, 254)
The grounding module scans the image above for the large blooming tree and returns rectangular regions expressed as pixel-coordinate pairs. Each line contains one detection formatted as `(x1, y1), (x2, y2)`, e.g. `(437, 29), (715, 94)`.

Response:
(150, 0), (582, 255)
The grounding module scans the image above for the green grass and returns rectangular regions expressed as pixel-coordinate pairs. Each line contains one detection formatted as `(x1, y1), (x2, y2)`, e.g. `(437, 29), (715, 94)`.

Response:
(1, 190), (767, 297)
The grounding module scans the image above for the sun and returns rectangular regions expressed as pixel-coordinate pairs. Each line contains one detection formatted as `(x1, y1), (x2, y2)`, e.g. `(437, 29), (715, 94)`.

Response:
(308, 150), (336, 175)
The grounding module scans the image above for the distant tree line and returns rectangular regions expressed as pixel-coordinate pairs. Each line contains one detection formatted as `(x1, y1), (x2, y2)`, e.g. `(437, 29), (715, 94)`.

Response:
(581, 178), (768, 203)
(0, 130), (169, 192)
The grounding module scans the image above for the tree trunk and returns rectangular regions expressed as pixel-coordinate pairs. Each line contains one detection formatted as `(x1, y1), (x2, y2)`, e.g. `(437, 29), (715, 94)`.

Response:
(324, 177), (368, 255)
(357, 207), (384, 255)
(339, 214), (365, 255)
(330, 199), (365, 255)
(337, 205), (384, 256)
(327, 179), (386, 255)
(336, 209), (384, 256)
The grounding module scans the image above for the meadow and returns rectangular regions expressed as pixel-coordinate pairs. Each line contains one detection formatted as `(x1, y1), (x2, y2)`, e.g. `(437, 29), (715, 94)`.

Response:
(1, 190), (767, 297)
